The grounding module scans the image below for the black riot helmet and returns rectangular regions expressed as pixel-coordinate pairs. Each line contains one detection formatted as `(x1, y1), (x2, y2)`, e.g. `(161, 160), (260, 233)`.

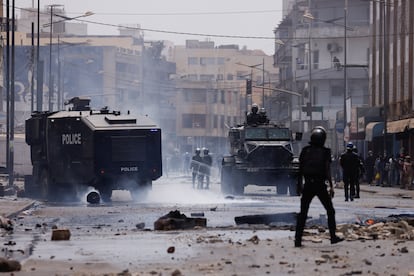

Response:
(203, 148), (209, 155)
(195, 148), (201, 155)
(310, 126), (327, 146)
(251, 103), (259, 114)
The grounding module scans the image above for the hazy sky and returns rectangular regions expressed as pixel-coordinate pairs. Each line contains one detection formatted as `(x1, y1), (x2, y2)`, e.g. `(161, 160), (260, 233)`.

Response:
(17, 0), (284, 55)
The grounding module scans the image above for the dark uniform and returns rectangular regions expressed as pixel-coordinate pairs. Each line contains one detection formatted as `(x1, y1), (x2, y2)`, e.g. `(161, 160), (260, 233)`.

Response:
(199, 148), (213, 189)
(190, 148), (202, 188)
(246, 103), (260, 125)
(295, 126), (343, 248)
(340, 142), (360, 201)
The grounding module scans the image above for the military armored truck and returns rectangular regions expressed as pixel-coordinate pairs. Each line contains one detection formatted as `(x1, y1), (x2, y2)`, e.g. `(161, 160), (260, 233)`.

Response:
(24, 97), (162, 201)
(221, 117), (302, 196)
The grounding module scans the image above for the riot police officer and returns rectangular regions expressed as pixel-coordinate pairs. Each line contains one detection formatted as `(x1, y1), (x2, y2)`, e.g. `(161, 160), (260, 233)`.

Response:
(199, 148), (213, 189)
(295, 126), (343, 247)
(340, 142), (360, 201)
(190, 148), (202, 188)
(246, 103), (260, 125)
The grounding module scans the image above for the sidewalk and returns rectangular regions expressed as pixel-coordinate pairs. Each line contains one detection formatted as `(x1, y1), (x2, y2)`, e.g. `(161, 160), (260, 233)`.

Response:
(0, 196), (35, 218)
(358, 182), (414, 198)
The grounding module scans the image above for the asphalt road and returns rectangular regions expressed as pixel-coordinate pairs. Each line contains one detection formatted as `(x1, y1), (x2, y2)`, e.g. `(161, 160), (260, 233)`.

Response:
(1, 174), (413, 275)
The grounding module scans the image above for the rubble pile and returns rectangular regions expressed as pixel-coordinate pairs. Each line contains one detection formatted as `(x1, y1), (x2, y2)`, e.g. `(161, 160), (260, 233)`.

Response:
(154, 210), (207, 230)
(336, 219), (414, 241)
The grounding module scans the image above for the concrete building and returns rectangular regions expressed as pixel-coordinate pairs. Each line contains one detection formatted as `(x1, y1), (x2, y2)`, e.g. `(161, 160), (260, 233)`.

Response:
(172, 40), (278, 155)
(274, 0), (370, 153)
(368, 0), (414, 158)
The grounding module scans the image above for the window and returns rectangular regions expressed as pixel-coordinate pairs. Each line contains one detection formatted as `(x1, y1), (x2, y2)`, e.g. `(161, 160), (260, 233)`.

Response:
(236, 71), (249, 80)
(188, 57), (198, 65)
(200, 74), (215, 81)
(217, 57), (225, 65)
(200, 57), (215, 65)
(216, 74), (224, 81)
(313, 50), (319, 69)
(187, 74), (198, 81)
(331, 85), (343, 97)
(182, 114), (206, 128)
(220, 90), (225, 104)
(213, 115), (218, 128)
(227, 74), (234, 80)
(184, 90), (206, 103)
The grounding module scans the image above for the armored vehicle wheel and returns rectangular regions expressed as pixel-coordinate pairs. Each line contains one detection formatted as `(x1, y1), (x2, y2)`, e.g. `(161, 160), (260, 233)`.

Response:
(220, 166), (233, 194)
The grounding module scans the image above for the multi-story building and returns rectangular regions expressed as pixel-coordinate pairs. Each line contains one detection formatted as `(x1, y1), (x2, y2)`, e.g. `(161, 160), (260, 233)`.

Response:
(274, 0), (370, 153)
(368, 0), (414, 158)
(172, 40), (278, 155)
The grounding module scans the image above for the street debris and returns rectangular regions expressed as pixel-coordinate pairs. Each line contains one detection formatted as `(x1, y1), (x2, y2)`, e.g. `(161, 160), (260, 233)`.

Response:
(167, 246), (175, 253)
(154, 210), (206, 230)
(0, 257), (21, 272)
(0, 215), (13, 231)
(51, 228), (71, 241)
(235, 212), (297, 225)
(334, 219), (414, 241)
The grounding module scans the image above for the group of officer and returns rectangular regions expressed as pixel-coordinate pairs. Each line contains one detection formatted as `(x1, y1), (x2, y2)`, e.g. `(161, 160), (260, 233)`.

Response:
(340, 142), (365, 201)
(190, 147), (212, 189)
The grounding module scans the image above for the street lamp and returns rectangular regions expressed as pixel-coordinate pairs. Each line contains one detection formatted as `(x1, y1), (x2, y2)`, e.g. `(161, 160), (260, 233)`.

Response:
(303, 7), (313, 130)
(48, 4), (63, 111)
(45, 7), (93, 111)
(235, 61), (267, 108)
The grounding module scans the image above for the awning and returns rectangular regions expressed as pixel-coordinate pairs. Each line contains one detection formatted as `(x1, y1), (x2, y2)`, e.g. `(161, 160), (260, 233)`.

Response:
(365, 122), (384, 141)
(387, 118), (411, 133)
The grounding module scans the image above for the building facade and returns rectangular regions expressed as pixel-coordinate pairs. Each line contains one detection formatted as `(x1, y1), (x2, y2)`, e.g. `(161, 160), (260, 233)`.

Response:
(274, 0), (370, 153)
(172, 40), (278, 155)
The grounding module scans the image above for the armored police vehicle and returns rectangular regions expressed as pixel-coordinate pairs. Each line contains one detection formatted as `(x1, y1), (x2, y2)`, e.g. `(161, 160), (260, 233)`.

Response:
(221, 114), (302, 196)
(24, 97), (162, 201)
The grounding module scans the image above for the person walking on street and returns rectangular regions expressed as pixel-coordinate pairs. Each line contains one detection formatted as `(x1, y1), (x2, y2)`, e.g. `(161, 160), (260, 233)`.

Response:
(402, 156), (413, 190)
(190, 148), (202, 188)
(340, 142), (360, 201)
(352, 146), (365, 198)
(364, 151), (376, 185)
(295, 126), (343, 247)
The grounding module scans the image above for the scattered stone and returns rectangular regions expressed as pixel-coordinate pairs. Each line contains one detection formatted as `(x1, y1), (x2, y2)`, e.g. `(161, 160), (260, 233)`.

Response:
(0, 216), (13, 231)
(210, 206), (217, 211)
(167, 246), (175, 253)
(0, 257), (21, 272)
(136, 222), (145, 229)
(154, 210), (206, 230)
(51, 228), (71, 241)
(247, 235), (260, 244)
(399, 246), (409, 253)
(171, 269), (182, 276)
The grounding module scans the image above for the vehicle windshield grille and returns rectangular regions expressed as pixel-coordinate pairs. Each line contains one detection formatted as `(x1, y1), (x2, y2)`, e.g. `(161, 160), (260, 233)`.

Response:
(248, 146), (292, 166)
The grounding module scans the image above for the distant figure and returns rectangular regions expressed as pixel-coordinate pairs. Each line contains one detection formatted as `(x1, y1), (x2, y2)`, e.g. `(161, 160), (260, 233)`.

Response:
(183, 152), (191, 175)
(333, 56), (341, 70)
(258, 107), (270, 124)
(364, 150), (376, 185)
(199, 148), (213, 189)
(190, 148), (202, 188)
(340, 142), (360, 201)
(295, 126), (343, 247)
(401, 156), (413, 190)
(246, 103), (261, 125)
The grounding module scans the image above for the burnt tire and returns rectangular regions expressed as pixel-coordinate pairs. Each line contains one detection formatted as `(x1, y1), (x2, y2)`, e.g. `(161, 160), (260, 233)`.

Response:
(232, 172), (245, 195)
